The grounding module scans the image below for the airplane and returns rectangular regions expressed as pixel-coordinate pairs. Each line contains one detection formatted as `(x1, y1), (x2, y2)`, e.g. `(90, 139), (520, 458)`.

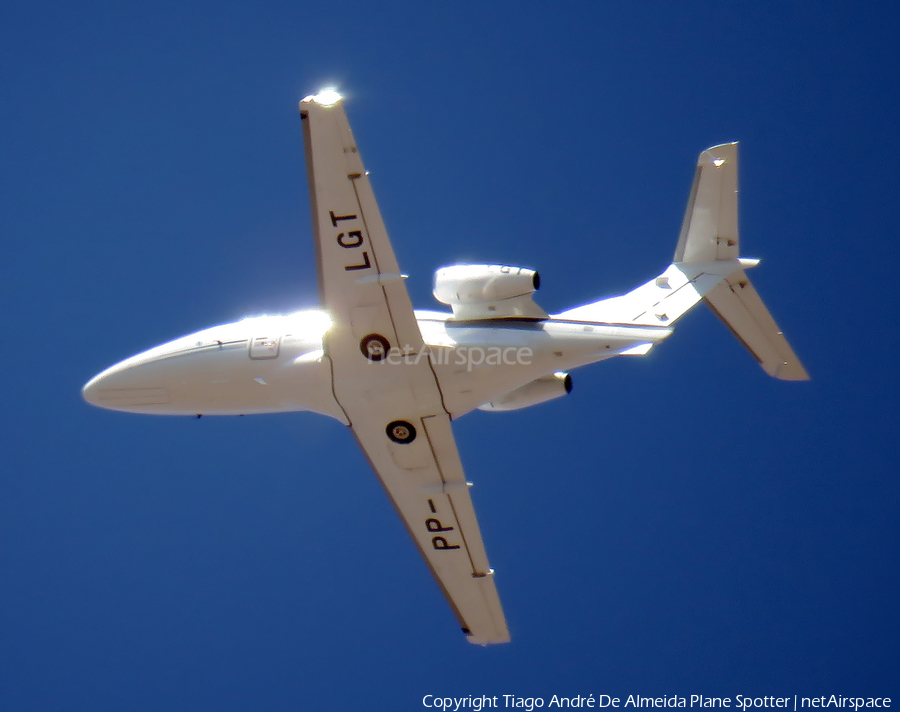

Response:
(82, 88), (809, 645)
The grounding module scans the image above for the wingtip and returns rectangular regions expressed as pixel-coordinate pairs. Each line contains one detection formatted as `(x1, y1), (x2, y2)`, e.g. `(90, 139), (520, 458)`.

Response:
(463, 627), (511, 645)
(301, 88), (343, 107)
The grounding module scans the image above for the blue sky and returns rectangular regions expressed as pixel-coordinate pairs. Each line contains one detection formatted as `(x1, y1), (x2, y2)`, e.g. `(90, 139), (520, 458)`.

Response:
(2, 1), (898, 709)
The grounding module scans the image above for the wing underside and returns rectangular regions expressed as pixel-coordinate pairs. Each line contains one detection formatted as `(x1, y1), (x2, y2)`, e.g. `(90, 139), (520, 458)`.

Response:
(300, 92), (509, 644)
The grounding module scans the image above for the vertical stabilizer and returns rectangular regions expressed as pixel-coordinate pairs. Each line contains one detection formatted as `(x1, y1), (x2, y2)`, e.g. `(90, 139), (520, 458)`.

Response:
(675, 142), (740, 263)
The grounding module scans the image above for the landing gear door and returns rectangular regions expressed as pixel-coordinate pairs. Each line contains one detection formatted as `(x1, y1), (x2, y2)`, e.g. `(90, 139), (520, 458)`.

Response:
(249, 335), (280, 360)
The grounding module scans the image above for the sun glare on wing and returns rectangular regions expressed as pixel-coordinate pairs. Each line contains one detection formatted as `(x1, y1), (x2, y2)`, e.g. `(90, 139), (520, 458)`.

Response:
(302, 88), (343, 106)
(295, 309), (333, 337)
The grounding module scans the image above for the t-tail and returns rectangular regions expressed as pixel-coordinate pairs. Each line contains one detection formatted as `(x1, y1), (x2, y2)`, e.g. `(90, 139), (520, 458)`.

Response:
(560, 142), (809, 380)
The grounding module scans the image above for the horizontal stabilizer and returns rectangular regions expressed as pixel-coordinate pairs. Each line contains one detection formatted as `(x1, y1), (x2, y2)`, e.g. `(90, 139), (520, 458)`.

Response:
(704, 270), (809, 380)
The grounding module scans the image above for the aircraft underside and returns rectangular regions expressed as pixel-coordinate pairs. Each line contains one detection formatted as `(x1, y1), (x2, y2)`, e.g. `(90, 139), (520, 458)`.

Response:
(83, 90), (807, 645)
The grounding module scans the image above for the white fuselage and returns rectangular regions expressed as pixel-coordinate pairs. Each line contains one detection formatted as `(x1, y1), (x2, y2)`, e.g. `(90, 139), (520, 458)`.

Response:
(82, 309), (672, 420)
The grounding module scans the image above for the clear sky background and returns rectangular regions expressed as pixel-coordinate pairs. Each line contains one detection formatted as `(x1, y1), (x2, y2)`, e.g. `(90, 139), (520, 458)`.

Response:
(2, 1), (898, 709)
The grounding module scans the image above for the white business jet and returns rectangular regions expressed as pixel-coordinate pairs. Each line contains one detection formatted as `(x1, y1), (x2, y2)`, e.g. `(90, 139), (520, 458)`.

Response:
(83, 89), (808, 645)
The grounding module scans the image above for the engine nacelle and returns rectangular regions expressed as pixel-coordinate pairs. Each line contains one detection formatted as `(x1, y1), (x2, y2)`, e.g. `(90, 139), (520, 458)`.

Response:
(478, 372), (572, 412)
(433, 265), (548, 320)
(434, 264), (539, 304)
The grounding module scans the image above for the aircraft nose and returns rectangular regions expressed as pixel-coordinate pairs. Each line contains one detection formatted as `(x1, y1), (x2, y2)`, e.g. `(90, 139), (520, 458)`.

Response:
(81, 373), (103, 407)
(81, 364), (170, 412)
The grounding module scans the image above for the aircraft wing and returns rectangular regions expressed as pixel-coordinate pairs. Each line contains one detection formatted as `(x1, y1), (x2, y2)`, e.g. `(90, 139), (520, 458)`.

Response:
(350, 407), (511, 645)
(300, 91), (422, 357)
(300, 91), (510, 644)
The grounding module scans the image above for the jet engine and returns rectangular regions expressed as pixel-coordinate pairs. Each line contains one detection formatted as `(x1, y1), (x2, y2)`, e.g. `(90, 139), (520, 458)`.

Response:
(433, 265), (548, 320)
(477, 372), (572, 412)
